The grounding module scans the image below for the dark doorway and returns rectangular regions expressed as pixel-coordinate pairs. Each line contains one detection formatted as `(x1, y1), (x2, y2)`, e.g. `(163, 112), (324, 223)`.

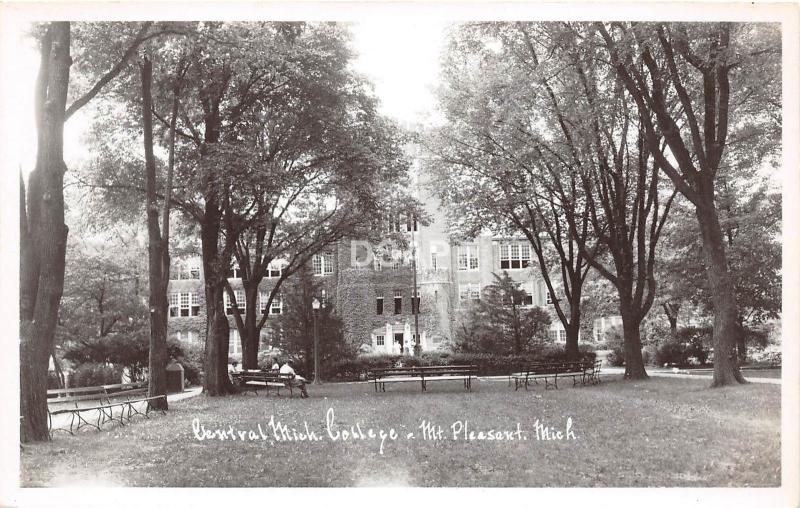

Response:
(394, 333), (404, 353)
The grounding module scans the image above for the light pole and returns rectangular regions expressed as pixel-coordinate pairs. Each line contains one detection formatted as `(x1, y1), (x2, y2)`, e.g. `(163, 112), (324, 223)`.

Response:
(312, 297), (321, 385)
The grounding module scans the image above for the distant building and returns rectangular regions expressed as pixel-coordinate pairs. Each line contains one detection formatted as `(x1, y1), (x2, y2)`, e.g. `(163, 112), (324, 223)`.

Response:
(166, 155), (583, 355)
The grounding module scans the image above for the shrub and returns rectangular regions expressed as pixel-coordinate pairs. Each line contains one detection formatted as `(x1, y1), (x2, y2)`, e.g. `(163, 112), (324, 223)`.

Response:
(642, 345), (658, 366)
(71, 362), (123, 387)
(324, 349), (597, 381)
(177, 343), (204, 387)
(606, 347), (626, 367)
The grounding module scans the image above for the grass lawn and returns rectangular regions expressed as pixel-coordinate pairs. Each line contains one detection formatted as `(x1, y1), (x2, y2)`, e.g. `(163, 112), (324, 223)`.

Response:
(20, 375), (780, 487)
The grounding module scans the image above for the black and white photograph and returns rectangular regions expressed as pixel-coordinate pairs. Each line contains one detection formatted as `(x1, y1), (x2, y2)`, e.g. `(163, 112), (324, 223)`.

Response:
(1, 1), (797, 506)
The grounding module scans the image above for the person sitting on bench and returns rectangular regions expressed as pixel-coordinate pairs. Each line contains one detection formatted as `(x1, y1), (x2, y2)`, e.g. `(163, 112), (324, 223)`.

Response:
(279, 359), (309, 398)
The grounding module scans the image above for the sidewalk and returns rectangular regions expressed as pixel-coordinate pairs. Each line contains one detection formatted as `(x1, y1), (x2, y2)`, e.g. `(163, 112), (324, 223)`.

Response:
(602, 366), (781, 385)
(168, 386), (203, 402)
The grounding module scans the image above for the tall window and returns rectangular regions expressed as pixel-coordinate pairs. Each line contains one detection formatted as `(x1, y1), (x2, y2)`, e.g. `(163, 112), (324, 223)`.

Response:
(376, 291), (384, 315)
(169, 293), (179, 317)
(457, 245), (479, 270)
(190, 292), (200, 316)
(459, 283), (481, 302)
(430, 252), (438, 270)
(179, 293), (190, 317)
(270, 296), (282, 315)
(412, 289), (420, 314)
(229, 329), (241, 355)
(313, 251), (333, 276)
(376, 334), (385, 346)
(500, 243), (531, 269)
(394, 289), (402, 314)
(259, 291), (269, 313)
(225, 290), (246, 315)
(373, 256), (382, 271)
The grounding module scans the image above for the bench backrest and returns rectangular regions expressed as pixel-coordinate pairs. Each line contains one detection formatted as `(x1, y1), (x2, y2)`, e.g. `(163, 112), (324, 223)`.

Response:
(47, 385), (109, 405)
(523, 361), (594, 375)
(237, 371), (294, 382)
(371, 365), (478, 378)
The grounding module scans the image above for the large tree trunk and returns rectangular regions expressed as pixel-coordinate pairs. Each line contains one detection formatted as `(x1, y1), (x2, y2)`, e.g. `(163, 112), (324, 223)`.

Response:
(695, 192), (746, 386)
(141, 57), (169, 410)
(620, 304), (648, 380)
(20, 22), (71, 443)
(201, 214), (236, 395)
(240, 286), (260, 369)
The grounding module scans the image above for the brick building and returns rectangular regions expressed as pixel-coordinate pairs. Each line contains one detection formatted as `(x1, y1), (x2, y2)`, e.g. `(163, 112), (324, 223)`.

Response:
(166, 159), (578, 356)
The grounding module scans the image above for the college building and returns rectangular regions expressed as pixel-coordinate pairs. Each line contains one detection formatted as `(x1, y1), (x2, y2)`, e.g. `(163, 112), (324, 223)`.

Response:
(166, 157), (580, 356)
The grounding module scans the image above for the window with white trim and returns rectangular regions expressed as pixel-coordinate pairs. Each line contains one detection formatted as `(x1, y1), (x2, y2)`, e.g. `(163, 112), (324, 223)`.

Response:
(270, 295), (282, 315)
(376, 290), (384, 315)
(225, 290), (246, 315)
(313, 251), (334, 276)
(190, 292), (200, 316)
(394, 289), (402, 314)
(376, 334), (385, 346)
(179, 293), (190, 317)
(259, 291), (269, 313)
(457, 245), (479, 270)
(459, 283), (481, 302)
(169, 293), (179, 317)
(229, 328), (241, 355)
(500, 243), (531, 269)
(266, 260), (283, 279)
(430, 252), (438, 270)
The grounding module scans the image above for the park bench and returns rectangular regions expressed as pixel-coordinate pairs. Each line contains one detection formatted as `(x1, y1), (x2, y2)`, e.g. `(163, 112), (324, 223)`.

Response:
(369, 365), (478, 392)
(510, 360), (600, 391)
(47, 381), (166, 436)
(232, 370), (300, 397)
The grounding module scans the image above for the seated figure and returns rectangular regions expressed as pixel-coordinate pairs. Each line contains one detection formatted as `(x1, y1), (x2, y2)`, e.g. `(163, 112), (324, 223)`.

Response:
(279, 360), (309, 398)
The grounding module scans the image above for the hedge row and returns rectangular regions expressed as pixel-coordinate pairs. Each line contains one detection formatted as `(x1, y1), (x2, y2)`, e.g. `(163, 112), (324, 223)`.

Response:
(325, 346), (596, 381)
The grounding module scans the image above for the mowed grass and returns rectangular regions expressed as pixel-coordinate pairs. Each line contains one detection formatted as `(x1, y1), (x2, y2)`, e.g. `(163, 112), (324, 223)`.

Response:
(20, 376), (780, 487)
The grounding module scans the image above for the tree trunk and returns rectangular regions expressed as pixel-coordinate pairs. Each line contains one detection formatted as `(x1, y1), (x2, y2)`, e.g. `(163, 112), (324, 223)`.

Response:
(663, 301), (679, 339)
(620, 305), (648, 380)
(564, 304), (581, 359)
(20, 22), (71, 443)
(240, 286), (260, 369)
(141, 57), (169, 410)
(201, 216), (236, 395)
(695, 193), (746, 386)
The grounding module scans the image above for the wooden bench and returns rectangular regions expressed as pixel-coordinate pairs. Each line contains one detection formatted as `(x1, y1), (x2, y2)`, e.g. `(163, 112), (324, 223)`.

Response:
(369, 365), (478, 392)
(510, 360), (598, 391)
(47, 382), (166, 436)
(231, 370), (300, 397)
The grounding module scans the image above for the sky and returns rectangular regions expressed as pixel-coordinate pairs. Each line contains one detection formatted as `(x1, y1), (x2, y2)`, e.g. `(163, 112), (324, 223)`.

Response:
(2, 21), (450, 178)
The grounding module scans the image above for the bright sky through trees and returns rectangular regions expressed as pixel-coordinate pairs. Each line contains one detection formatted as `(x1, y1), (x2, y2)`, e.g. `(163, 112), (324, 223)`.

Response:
(3, 21), (449, 177)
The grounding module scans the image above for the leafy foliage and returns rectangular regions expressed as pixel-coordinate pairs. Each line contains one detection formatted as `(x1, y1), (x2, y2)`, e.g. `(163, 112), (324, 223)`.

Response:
(267, 267), (357, 377)
(454, 272), (552, 355)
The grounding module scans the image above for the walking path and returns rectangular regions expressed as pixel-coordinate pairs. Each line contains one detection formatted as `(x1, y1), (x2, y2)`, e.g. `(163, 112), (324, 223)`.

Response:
(168, 386), (203, 402)
(602, 366), (781, 385)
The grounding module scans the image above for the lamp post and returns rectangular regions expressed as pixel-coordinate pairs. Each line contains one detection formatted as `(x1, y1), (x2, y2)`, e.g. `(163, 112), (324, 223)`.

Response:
(312, 297), (321, 385)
